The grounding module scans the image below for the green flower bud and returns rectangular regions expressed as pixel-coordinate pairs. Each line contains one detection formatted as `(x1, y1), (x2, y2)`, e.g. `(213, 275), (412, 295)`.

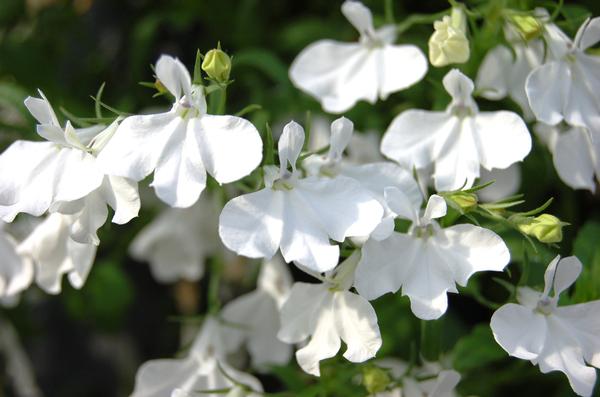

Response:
(362, 366), (391, 394)
(202, 47), (232, 83)
(447, 191), (478, 212)
(517, 214), (566, 243)
(509, 15), (543, 41)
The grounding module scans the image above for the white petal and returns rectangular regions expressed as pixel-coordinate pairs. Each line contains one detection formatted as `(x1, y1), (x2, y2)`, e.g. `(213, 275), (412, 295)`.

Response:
(443, 69), (475, 105)
(379, 45), (428, 99)
(278, 121), (305, 173)
(0, 231), (33, 297)
(369, 215), (395, 241)
(219, 189), (284, 259)
(52, 148), (105, 202)
(563, 55), (600, 129)
(474, 111), (531, 170)
(575, 17), (600, 51)
(341, 0), (374, 36)
(295, 292), (339, 376)
(289, 41), (378, 113)
(23, 92), (59, 126)
(328, 117), (353, 161)
(478, 164), (521, 202)
(278, 282), (329, 344)
(102, 176), (141, 224)
(555, 300), (600, 368)
(525, 61), (570, 125)
(553, 126), (596, 191)
(422, 194), (447, 224)
(151, 122), (207, 208)
(257, 256), (293, 307)
(476, 45), (511, 100)
(334, 291), (381, 362)
(130, 357), (201, 397)
(551, 256), (582, 297)
(155, 55), (192, 101)
(58, 191), (108, 245)
(490, 303), (546, 360)
(96, 112), (180, 181)
(194, 115), (262, 184)
(441, 224), (509, 286)
(66, 237), (97, 289)
(381, 110), (455, 170)
(383, 186), (419, 223)
(429, 370), (461, 397)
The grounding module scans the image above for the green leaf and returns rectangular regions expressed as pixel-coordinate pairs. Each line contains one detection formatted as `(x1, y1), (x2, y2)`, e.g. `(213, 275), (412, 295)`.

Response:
(453, 324), (505, 372)
(233, 49), (290, 85)
(572, 221), (600, 303)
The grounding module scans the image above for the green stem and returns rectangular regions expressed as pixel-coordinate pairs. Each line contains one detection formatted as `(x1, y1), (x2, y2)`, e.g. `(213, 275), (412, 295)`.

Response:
(419, 319), (441, 362)
(207, 257), (223, 315)
(396, 10), (450, 35)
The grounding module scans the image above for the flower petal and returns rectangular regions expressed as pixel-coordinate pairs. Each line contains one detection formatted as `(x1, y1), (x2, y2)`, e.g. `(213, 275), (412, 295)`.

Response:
(334, 291), (381, 363)
(553, 127), (597, 191)
(102, 176), (141, 224)
(328, 117), (353, 161)
(575, 17), (600, 51)
(378, 45), (428, 100)
(0, 231), (33, 297)
(130, 357), (202, 397)
(278, 121), (305, 174)
(341, 0), (373, 36)
(155, 55), (192, 101)
(278, 282), (329, 345)
(476, 45), (511, 100)
(555, 300), (600, 368)
(525, 61), (570, 125)
(219, 189), (284, 260)
(490, 303), (546, 360)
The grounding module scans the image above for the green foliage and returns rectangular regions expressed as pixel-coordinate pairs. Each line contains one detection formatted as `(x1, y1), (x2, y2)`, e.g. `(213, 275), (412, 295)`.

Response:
(572, 221), (600, 303)
(452, 324), (505, 372)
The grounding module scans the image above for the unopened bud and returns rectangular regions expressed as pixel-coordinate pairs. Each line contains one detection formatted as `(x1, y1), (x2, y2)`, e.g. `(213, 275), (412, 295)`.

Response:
(428, 6), (470, 67)
(447, 191), (478, 212)
(509, 14), (543, 41)
(362, 366), (391, 394)
(202, 47), (232, 83)
(154, 79), (168, 95)
(517, 214), (566, 243)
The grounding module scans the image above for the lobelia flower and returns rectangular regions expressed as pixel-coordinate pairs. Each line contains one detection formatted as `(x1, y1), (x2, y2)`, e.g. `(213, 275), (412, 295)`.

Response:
(278, 252), (382, 376)
(219, 121), (383, 273)
(303, 116), (422, 240)
(381, 69), (531, 192)
(476, 22), (545, 120)
(0, 92), (140, 245)
(17, 213), (97, 294)
(129, 193), (221, 283)
(131, 317), (263, 397)
(428, 6), (470, 67)
(370, 359), (461, 397)
(0, 222), (33, 303)
(534, 123), (600, 192)
(526, 17), (600, 129)
(490, 256), (600, 397)
(355, 190), (510, 320)
(220, 257), (293, 369)
(289, 0), (427, 113)
(97, 55), (262, 208)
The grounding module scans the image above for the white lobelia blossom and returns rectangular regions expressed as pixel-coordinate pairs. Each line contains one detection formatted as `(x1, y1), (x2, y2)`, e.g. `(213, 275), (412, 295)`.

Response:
(0, 222), (33, 302)
(131, 317), (263, 397)
(17, 213), (97, 294)
(526, 17), (600, 129)
(534, 123), (600, 192)
(371, 359), (461, 397)
(129, 193), (221, 283)
(220, 257), (293, 369)
(381, 69), (531, 192)
(428, 6), (470, 67)
(490, 256), (600, 397)
(476, 25), (544, 120)
(289, 0), (427, 114)
(278, 252), (382, 376)
(303, 116), (422, 240)
(219, 121), (383, 273)
(355, 190), (510, 320)
(97, 55), (262, 208)
(0, 92), (140, 245)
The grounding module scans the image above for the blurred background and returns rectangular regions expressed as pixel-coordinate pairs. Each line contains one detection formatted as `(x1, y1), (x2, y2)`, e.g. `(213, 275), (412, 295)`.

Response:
(1, 0), (600, 396)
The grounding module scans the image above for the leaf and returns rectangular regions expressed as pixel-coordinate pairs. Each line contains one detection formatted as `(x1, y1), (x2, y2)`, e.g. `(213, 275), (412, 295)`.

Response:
(233, 49), (290, 85)
(571, 221), (600, 303)
(452, 324), (505, 372)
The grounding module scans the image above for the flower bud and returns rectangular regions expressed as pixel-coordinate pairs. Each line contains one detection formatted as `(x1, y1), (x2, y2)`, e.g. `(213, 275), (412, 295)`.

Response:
(447, 191), (478, 212)
(508, 14), (543, 41)
(428, 6), (470, 67)
(362, 366), (391, 394)
(517, 214), (566, 243)
(202, 47), (232, 83)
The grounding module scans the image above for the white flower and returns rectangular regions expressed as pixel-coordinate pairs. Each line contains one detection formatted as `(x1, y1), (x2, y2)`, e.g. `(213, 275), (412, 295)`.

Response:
(221, 257), (293, 369)
(526, 17), (600, 129)
(17, 213), (97, 294)
(129, 193), (221, 283)
(534, 123), (600, 192)
(0, 92), (140, 245)
(97, 55), (262, 208)
(355, 190), (510, 320)
(278, 252), (382, 376)
(0, 222), (33, 302)
(289, 0), (427, 113)
(381, 69), (531, 192)
(477, 164), (521, 202)
(372, 359), (461, 397)
(131, 317), (263, 397)
(490, 255), (600, 397)
(428, 7), (470, 67)
(303, 116), (422, 240)
(219, 121), (383, 273)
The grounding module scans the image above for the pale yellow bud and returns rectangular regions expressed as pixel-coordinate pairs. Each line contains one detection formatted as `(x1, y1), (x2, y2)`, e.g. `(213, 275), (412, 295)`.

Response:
(428, 7), (470, 67)
(517, 214), (566, 243)
(362, 366), (391, 394)
(202, 48), (232, 83)
(509, 15), (543, 41)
